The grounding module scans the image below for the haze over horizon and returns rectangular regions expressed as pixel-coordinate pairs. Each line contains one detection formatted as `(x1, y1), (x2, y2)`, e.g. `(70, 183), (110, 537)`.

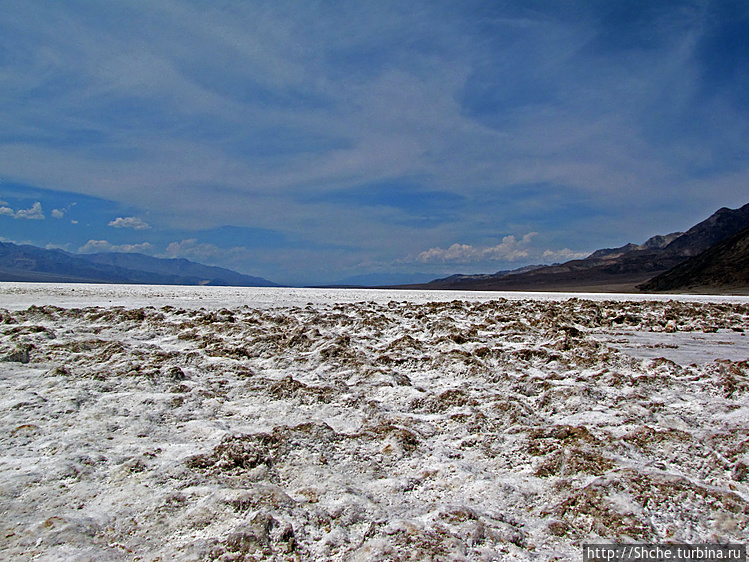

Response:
(1, 1), (748, 285)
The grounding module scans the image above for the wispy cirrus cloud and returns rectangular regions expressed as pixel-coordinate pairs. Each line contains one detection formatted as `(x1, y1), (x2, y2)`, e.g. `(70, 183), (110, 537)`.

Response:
(1, 2), (748, 284)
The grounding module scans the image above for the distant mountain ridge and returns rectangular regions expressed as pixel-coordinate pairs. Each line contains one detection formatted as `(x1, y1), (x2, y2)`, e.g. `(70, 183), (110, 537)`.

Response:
(587, 231), (683, 260)
(324, 272), (438, 287)
(81, 252), (276, 287)
(412, 203), (749, 293)
(0, 243), (279, 287)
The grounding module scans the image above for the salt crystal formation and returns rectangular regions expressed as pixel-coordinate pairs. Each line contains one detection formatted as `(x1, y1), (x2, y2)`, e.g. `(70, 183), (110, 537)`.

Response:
(1, 298), (748, 560)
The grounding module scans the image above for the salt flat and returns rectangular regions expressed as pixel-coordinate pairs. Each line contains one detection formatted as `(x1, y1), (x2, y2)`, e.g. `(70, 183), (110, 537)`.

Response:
(1, 282), (748, 311)
(1, 283), (748, 560)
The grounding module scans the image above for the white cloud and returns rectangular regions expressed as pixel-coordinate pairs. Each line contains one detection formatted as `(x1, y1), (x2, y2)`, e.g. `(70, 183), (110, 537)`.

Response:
(163, 239), (248, 263)
(413, 234), (590, 266)
(0, 202), (45, 219)
(542, 248), (589, 261)
(78, 240), (155, 254)
(416, 234), (537, 264)
(108, 216), (151, 230)
(165, 239), (214, 259)
(51, 202), (75, 219)
(16, 202), (45, 219)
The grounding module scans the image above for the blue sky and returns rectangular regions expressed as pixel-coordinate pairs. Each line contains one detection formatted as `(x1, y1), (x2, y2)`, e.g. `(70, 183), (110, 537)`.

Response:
(1, 1), (748, 285)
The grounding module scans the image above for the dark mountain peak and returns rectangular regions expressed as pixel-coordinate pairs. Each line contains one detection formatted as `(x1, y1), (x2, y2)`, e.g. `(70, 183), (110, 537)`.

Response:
(586, 203), (749, 263)
(663, 202), (749, 257)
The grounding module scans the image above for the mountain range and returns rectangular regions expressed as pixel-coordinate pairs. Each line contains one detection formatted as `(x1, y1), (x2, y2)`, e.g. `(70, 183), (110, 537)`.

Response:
(407, 202), (749, 293)
(1, 202), (747, 293)
(0, 243), (278, 287)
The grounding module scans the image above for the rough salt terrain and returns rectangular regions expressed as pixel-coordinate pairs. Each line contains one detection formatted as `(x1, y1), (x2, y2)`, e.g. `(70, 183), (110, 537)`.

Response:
(1, 284), (748, 561)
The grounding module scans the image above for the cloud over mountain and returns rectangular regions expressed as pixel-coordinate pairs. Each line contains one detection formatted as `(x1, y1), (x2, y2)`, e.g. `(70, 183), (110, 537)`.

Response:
(108, 217), (151, 230)
(416, 234), (536, 264)
(79, 240), (155, 254)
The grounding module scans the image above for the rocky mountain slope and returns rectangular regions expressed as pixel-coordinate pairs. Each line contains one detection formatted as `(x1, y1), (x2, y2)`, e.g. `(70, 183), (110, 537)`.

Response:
(639, 224), (749, 292)
(0, 242), (278, 287)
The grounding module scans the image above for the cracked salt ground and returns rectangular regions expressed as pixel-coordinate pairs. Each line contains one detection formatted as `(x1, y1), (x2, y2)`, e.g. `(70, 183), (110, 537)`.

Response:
(0, 287), (748, 560)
